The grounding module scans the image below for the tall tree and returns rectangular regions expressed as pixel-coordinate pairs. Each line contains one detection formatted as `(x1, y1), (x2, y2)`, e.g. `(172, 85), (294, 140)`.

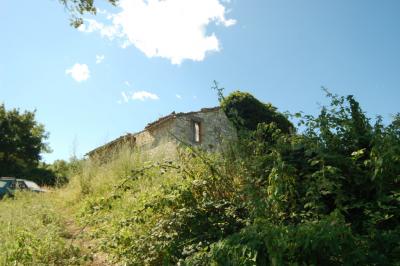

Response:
(0, 104), (50, 178)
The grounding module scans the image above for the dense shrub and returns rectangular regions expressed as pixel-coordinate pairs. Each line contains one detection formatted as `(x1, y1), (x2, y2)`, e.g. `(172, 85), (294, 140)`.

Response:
(185, 212), (364, 265)
(221, 91), (293, 134)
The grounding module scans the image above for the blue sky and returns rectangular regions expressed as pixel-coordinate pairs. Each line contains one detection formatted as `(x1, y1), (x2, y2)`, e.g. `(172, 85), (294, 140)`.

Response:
(0, 0), (399, 162)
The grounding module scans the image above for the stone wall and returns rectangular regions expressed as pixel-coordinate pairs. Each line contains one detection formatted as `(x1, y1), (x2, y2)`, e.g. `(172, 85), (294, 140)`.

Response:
(171, 108), (236, 151)
(134, 108), (236, 160)
(134, 120), (179, 160)
(87, 108), (236, 161)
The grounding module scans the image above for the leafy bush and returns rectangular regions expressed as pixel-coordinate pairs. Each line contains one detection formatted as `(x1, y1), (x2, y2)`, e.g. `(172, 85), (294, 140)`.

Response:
(221, 91), (293, 134)
(186, 211), (364, 265)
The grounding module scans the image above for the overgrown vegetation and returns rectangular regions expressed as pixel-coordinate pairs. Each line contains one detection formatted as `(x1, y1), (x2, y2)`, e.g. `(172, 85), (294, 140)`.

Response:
(0, 90), (399, 265)
(72, 89), (400, 265)
(0, 192), (86, 265)
(220, 90), (293, 134)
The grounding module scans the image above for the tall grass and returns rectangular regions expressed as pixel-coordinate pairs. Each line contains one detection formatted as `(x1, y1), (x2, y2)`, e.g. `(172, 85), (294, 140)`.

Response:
(63, 144), (246, 265)
(0, 191), (85, 265)
(67, 146), (161, 197)
(0, 146), (156, 265)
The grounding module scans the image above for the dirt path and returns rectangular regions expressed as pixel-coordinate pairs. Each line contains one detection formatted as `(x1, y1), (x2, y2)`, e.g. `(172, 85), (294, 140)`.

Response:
(63, 218), (112, 266)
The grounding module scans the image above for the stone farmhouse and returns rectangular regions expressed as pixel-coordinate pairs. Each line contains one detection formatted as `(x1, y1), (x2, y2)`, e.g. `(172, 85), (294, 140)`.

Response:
(87, 107), (236, 160)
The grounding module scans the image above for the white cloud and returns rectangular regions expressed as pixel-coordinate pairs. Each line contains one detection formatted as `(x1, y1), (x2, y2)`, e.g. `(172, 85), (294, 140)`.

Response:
(132, 90), (159, 101)
(124, 81), (131, 86)
(121, 91), (130, 102)
(119, 90), (160, 102)
(176, 94), (182, 99)
(121, 40), (131, 49)
(78, 0), (236, 64)
(65, 63), (90, 82)
(96, 54), (105, 64)
(78, 19), (122, 40)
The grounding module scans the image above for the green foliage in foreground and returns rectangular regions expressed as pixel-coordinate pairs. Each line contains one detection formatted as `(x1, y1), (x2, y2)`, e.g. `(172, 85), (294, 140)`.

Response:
(0, 192), (86, 265)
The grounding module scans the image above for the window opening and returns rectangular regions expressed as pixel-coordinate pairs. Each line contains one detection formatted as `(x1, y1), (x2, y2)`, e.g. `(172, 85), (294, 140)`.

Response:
(194, 121), (201, 143)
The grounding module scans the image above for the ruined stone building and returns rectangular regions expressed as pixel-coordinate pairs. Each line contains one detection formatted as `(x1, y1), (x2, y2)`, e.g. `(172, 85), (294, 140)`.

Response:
(87, 107), (236, 160)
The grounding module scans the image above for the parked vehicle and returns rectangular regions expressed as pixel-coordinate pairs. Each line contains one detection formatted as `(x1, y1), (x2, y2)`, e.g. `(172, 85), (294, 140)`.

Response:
(0, 177), (16, 199)
(15, 179), (47, 193)
(0, 177), (46, 199)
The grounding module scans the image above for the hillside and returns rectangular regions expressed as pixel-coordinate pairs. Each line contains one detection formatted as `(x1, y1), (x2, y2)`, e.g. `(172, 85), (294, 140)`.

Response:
(0, 92), (399, 265)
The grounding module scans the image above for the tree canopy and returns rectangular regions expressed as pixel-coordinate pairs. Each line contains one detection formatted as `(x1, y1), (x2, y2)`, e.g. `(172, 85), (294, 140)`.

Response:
(0, 104), (50, 179)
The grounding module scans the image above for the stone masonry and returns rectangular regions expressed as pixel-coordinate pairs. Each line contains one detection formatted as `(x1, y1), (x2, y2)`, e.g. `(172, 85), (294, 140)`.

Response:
(87, 107), (236, 160)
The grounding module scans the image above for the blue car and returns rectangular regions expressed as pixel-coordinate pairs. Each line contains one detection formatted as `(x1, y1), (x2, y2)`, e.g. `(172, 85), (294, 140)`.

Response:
(0, 178), (16, 199)
(0, 177), (46, 199)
